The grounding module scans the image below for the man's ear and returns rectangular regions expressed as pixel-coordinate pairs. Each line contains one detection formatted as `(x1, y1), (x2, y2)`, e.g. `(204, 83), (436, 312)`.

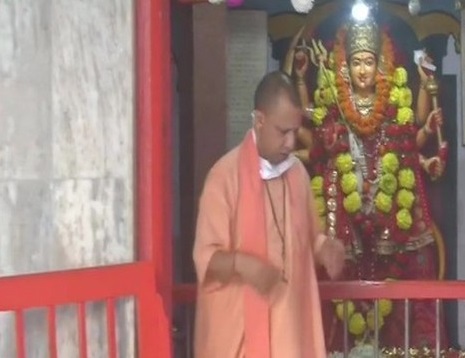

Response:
(253, 110), (265, 130)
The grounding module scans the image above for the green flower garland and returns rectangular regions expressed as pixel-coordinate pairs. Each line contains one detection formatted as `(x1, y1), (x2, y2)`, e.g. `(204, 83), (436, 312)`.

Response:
(309, 66), (417, 231)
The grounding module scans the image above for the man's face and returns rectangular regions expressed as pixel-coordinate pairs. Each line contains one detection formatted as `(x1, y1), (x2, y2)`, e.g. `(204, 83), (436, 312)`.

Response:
(254, 94), (302, 165)
(349, 51), (377, 93)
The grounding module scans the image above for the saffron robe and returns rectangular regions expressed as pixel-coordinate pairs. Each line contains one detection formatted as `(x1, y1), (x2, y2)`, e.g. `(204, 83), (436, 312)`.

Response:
(193, 132), (327, 358)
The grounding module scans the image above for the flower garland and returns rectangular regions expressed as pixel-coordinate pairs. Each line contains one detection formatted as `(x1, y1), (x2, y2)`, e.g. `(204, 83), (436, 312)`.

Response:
(309, 33), (419, 236)
(332, 295), (393, 339)
(309, 57), (421, 340)
(334, 146), (416, 231)
(330, 346), (465, 358)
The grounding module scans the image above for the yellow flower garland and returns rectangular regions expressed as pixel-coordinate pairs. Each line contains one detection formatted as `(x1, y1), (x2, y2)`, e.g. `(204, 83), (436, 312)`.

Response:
(334, 297), (394, 338)
(309, 64), (417, 231)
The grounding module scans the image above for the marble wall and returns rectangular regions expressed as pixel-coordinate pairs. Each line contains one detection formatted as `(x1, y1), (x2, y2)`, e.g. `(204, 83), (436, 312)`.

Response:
(0, 0), (135, 356)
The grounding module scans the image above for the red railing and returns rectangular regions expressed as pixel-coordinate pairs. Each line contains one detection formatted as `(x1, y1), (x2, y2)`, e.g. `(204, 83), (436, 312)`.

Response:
(173, 280), (465, 357)
(173, 280), (465, 302)
(0, 262), (169, 358)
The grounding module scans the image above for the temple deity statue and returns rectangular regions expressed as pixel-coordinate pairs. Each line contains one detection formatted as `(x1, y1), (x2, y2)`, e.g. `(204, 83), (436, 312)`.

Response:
(284, 12), (449, 353)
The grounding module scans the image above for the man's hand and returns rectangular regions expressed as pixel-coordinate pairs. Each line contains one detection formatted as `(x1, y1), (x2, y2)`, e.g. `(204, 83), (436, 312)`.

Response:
(317, 238), (345, 280)
(235, 252), (281, 297)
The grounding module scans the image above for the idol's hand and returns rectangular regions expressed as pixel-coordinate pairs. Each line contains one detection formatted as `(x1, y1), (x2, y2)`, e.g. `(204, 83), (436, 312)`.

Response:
(318, 238), (345, 280)
(423, 155), (445, 180)
(295, 50), (309, 79)
(417, 50), (434, 82)
(293, 149), (310, 164)
(310, 39), (328, 67)
(235, 252), (281, 296)
(322, 123), (338, 151)
(425, 108), (443, 134)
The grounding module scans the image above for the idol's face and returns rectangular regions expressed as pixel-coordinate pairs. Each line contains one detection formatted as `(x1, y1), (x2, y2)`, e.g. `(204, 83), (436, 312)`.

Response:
(349, 51), (377, 94)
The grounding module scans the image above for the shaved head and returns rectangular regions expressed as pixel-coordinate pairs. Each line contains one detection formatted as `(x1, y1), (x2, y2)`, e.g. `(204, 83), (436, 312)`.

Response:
(252, 71), (302, 164)
(254, 71), (301, 114)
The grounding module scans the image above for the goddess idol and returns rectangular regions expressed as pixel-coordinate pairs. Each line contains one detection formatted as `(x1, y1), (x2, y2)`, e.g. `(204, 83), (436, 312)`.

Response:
(285, 13), (448, 351)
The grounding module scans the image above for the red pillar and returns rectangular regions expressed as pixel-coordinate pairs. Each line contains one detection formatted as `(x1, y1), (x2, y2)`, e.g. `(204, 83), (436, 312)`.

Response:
(137, 0), (172, 354)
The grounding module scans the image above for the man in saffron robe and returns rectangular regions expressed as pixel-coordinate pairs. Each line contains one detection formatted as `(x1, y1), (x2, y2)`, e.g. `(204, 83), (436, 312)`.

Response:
(193, 71), (345, 358)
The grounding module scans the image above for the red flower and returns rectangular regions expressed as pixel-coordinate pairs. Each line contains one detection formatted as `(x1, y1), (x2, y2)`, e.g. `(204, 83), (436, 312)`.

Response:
(337, 142), (350, 153)
(311, 145), (325, 159)
(394, 252), (409, 265)
(354, 213), (364, 225)
(407, 124), (417, 135)
(327, 105), (339, 121)
(336, 123), (348, 135)
(384, 142), (398, 152)
(385, 124), (401, 136)
(362, 219), (375, 236)
(392, 232), (409, 244)
(400, 140), (415, 152)
(376, 215), (389, 228)
(401, 156), (416, 167)
(385, 105), (398, 119)
(314, 162), (324, 174)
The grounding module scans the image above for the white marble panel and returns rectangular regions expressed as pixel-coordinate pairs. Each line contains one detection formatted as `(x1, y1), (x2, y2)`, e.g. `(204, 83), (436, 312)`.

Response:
(84, 299), (135, 357)
(115, 299), (135, 357)
(54, 300), (135, 358)
(55, 305), (79, 358)
(50, 178), (133, 270)
(0, 0), (52, 180)
(0, 312), (15, 357)
(51, 0), (134, 180)
(24, 308), (49, 358)
(0, 181), (53, 276)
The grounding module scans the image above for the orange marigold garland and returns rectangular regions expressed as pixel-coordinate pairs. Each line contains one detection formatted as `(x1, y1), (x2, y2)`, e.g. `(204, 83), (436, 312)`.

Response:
(333, 27), (395, 137)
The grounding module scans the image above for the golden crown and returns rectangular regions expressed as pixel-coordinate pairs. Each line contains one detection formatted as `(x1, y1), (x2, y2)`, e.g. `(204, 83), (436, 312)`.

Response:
(345, 18), (380, 57)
